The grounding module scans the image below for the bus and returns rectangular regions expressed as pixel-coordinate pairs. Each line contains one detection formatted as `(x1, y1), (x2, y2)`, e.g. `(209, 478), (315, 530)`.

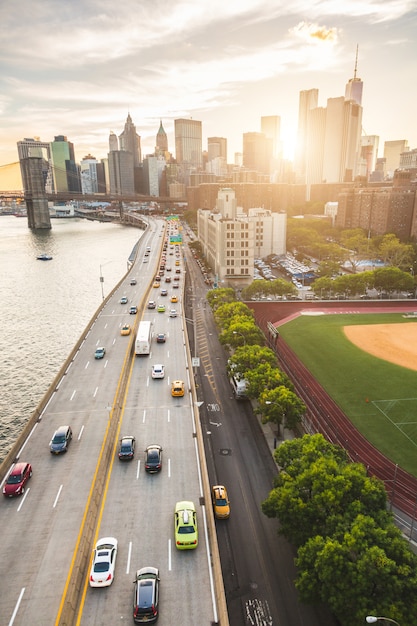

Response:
(135, 321), (152, 356)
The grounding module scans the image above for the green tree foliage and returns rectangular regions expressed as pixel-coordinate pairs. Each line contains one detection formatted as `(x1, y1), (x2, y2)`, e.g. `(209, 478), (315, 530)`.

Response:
(227, 345), (278, 374)
(373, 266), (414, 293)
(206, 288), (236, 312)
(258, 386), (305, 434)
(219, 320), (265, 350)
(243, 363), (293, 399)
(241, 278), (297, 301)
(213, 301), (255, 329)
(378, 233), (414, 269)
(296, 516), (417, 626)
(262, 435), (387, 546)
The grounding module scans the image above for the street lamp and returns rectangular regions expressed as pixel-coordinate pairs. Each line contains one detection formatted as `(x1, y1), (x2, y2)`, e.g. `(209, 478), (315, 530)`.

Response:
(366, 617), (400, 625)
(99, 260), (113, 301)
(233, 331), (246, 346)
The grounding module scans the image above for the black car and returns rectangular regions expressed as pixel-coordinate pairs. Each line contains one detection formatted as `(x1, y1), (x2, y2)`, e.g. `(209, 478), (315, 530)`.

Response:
(144, 445), (162, 473)
(118, 436), (136, 461)
(130, 306), (138, 315)
(156, 333), (166, 344)
(133, 567), (160, 623)
(50, 425), (72, 454)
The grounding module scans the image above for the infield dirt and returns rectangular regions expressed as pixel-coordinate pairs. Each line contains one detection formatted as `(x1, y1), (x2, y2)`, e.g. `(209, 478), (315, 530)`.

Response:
(344, 322), (417, 372)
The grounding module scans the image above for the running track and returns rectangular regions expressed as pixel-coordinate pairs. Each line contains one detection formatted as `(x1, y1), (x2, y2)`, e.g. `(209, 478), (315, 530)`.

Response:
(248, 300), (417, 524)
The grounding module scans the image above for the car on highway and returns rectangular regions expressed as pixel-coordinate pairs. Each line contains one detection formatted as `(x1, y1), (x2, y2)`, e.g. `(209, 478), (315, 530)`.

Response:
(130, 278), (137, 285)
(89, 537), (118, 587)
(169, 308), (177, 318)
(121, 324), (131, 336)
(120, 296), (128, 304)
(157, 304), (166, 313)
(165, 276), (171, 283)
(170, 295), (178, 303)
(95, 346), (106, 359)
(171, 380), (184, 397)
(49, 425), (72, 454)
(172, 283), (179, 289)
(153, 281), (159, 288)
(156, 333), (166, 343)
(2, 462), (32, 497)
(211, 485), (230, 519)
(148, 300), (156, 309)
(130, 306), (137, 315)
(118, 436), (136, 461)
(151, 364), (165, 379)
(144, 444), (163, 473)
(174, 501), (198, 550)
(160, 289), (168, 296)
(133, 566), (160, 623)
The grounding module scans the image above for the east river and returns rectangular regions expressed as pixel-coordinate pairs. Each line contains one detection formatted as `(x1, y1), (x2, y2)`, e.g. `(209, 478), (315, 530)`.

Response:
(0, 215), (144, 463)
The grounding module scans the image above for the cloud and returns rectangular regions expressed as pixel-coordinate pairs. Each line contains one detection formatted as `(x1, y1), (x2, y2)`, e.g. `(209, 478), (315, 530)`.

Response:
(289, 21), (339, 44)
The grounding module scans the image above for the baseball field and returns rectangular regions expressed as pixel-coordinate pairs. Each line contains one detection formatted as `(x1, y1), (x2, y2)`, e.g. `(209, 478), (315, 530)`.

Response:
(277, 312), (417, 477)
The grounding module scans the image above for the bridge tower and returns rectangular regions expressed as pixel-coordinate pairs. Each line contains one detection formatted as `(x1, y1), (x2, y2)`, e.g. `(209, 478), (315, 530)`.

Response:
(19, 157), (51, 229)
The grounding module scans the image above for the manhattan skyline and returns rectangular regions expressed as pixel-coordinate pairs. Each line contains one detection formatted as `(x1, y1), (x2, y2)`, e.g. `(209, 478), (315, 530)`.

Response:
(1, 0), (416, 172)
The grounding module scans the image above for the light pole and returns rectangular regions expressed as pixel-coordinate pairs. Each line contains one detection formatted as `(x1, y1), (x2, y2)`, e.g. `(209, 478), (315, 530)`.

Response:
(366, 617), (400, 625)
(265, 400), (283, 438)
(99, 260), (113, 301)
(233, 331), (246, 346)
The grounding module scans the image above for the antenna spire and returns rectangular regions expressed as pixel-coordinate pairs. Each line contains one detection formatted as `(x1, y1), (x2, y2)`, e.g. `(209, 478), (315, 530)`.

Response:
(354, 44), (359, 79)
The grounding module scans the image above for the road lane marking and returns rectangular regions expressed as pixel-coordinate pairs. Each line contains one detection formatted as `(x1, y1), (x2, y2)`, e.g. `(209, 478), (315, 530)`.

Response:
(17, 488), (30, 512)
(7, 587), (25, 626)
(126, 541), (132, 574)
(53, 485), (63, 508)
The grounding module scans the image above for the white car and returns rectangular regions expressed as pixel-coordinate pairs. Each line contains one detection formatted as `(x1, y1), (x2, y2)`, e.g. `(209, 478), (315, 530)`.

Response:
(151, 364), (165, 379)
(169, 309), (177, 318)
(89, 537), (118, 587)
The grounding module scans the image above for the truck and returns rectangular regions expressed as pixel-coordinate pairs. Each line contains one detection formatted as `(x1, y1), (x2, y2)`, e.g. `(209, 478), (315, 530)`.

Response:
(135, 321), (152, 356)
(229, 373), (249, 400)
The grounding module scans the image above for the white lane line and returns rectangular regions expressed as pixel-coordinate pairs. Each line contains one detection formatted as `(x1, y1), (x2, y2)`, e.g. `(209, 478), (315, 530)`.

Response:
(17, 488), (30, 512)
(70, 390), (76, 401)
(168, 539), (172, 571)
(93, 387), (98, 397)
(53, 485), (63, 508)
(8, 587), (25, 626)
(126, 541), (132, 574)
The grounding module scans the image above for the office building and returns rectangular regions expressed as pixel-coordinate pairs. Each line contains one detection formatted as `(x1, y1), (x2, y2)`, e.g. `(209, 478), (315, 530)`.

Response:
(242, 132), (272, 175)
(322, 97), (362, 184)
(261, 116), (281, 158)
(295, 89), (318, 182)
(108, 150), (135, 195)
(384, 140), (409, 178)
(174, 118), (202, 185)
(197, 187), (286, 288)
(155, 120), (168, 155)
(344, 46), (363, 106)
(50, 135), (81, 193)
(119, 113), (141, 166)
(109, 131), (119, 152)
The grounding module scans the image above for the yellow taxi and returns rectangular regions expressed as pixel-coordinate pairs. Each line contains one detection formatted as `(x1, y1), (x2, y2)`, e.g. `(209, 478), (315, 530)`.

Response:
(120, 324), (131, 336)
(175, 260), (180, 266)
(170, 295), (178, 303)
(171, 380), (185, 397)
(211, 485), (230, 519)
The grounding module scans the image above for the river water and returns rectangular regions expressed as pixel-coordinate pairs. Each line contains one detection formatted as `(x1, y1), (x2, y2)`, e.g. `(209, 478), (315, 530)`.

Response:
(0, 216), (144, 463)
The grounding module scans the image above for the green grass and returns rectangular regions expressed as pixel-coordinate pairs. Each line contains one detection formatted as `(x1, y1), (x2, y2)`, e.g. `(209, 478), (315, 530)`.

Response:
(278, 312), (417, 476)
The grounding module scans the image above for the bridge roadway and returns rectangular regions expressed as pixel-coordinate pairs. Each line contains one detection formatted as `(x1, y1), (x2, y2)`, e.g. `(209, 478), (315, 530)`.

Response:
(0, 217), (227, 625)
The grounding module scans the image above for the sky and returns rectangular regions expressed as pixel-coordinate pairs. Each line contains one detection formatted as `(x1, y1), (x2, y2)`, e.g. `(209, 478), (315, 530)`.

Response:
(1, 0), (417, 187)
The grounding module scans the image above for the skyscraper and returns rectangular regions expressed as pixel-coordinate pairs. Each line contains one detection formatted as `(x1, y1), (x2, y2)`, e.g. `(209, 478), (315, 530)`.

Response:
(345, 46), (363, 106)
(109, 131), (118, 152)
(174, 119), (202, 168)
(242, 132), (271, 175)
(119, 113), (141, 166)
(322, 96), (362, 183)
(155, 120), (168, 154)
(295, 89), (318, 182)
(261, 116), (281, 158)
(50, 135), (81, 193)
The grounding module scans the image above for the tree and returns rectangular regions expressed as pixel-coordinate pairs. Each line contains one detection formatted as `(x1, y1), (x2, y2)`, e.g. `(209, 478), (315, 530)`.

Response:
(378, 233), (414, 269)
(219, 320), (265, 350)
(258, 386), (305, 435)
(262, 435), (388, 546)
(296, 515), (417, 626)
(374, 266), (414, 294)
(206, 288), (236, 311)
(239, 362), (291, 398)
(227, 345), (278, 374)
(214, 301), (254, 329)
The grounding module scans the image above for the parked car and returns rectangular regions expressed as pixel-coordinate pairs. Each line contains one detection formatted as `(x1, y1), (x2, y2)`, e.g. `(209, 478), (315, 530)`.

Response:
(118, 436), (136, 461)
(50, 425), (72, 454)
(211, 485), (230, 519)
(174, 501), (198, 549)
(144, 445), (163, 473)
(3, 462), (32, 497)
(89, 537), (118, 587)
(133, 566), (160, 623)
(95, 346), (106, 359)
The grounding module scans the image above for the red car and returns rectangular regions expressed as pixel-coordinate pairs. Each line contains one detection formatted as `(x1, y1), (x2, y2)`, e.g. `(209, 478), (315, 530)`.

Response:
(3, 462), (32, 497)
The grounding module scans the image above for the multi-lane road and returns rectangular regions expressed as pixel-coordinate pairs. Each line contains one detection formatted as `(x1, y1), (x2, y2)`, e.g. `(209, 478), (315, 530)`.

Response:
(1, 217), (223, 625)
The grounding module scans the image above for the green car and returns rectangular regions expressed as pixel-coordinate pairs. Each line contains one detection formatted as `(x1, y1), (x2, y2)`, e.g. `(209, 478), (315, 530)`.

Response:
(174, 501), (198, 550)
(157, 304), (166, 313)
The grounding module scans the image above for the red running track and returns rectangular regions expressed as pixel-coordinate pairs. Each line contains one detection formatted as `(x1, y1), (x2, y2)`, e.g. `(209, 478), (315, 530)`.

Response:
(248, 300), (417, 520)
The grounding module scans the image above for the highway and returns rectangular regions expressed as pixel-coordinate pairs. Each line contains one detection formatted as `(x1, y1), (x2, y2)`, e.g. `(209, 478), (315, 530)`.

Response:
(0, 217), (223, 626)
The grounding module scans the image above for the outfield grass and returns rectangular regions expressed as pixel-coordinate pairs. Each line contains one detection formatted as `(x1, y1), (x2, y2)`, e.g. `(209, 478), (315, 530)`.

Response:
(278, 312), (417, 477)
